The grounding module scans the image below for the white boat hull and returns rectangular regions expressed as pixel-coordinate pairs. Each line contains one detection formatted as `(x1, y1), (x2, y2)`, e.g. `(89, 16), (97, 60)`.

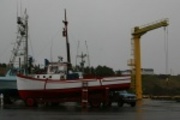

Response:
(17, 74), (131, 90)
(17, 74), (131, 101)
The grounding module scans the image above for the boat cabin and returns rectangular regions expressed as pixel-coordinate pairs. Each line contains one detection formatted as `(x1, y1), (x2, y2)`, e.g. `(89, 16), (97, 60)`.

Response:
(33, 61), (80, 80)
(47, 62), (67, 74)
(47, 62), (68, 79)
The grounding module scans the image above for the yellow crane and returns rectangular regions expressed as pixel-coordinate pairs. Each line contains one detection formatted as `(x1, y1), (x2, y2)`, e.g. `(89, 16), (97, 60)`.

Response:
(129, 18), (169, 100)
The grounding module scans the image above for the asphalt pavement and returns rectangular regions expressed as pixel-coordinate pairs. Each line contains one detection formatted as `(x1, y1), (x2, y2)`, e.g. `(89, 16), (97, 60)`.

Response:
(0, 99), (180, 120)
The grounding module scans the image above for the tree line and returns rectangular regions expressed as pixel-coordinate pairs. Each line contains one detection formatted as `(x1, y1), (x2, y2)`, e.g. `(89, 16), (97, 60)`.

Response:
(0, 63), (7, 68)
(0, 62), (122, 77)
(74, 65), (121, 77)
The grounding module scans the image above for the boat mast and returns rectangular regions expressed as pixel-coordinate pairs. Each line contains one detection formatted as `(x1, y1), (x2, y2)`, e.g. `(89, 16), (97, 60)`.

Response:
(24, 9), (28, 72)
(77, 52), (87, 73)
(85, 41), (90, 68)
(9, 8), (29, 71)
(62, 9), (71, 69)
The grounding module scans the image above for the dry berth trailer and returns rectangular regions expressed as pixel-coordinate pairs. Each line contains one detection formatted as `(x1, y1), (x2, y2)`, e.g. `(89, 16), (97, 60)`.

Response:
(22, 81), (130, 108)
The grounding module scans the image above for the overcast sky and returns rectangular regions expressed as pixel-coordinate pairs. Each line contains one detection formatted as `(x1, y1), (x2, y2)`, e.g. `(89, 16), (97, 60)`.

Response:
(0, 0), (180, 75)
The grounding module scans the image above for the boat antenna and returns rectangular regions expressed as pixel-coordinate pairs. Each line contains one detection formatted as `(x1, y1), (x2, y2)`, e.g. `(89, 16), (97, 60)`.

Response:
(16, 0), (18, 19)
(75, 41), (80, 69)
(20, 0), (22, 17)
(85, 41), (90, 68)
(85, 41), (91, 74)
(62, 9), (71, 70)
(77, 52), (87, 73)
(50, 39), (53, 62)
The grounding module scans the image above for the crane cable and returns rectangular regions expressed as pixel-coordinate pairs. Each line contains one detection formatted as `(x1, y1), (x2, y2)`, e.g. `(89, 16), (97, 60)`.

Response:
(164, 27), (169, 75)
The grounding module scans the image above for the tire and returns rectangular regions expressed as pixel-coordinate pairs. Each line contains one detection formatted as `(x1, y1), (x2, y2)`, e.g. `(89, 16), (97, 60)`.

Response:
(130, 102), (136, 107)
(50, 102), (59, 106)
(25, 98), (36, 107)
(103, 101), (112, 108)
(118, 100), (124, 107)
(90, 101), (101, 108)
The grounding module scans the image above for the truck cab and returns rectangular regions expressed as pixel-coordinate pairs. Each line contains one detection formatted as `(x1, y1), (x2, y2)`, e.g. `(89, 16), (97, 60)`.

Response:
(109, 90), (136, 107)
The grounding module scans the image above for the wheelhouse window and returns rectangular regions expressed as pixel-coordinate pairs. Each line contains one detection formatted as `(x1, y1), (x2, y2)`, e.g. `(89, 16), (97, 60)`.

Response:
(49, 66), (59, 73)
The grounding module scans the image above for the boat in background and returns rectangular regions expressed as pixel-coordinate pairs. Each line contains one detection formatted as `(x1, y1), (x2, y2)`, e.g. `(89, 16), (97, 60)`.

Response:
(16, 10), (131, 107)
(0, 68), (24, 103)
(0, 9), (29, 103)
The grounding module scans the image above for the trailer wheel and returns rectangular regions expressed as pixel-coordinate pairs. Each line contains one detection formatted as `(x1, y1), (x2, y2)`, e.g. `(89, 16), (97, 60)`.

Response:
(90, 101), (101, 108)
(50, 102), (59, 106)
(25, 98), (36, 107)
(103, 101), (112, 107)
(130, 102), (136, 107)
(118, 100), (124, 107)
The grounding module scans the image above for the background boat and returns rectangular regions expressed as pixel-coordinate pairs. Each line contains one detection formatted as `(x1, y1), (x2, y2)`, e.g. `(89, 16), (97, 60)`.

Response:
(0, 8), (29, 103)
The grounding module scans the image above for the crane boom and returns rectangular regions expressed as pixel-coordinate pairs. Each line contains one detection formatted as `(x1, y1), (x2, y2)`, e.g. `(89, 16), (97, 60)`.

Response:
(130, 18), (169, 100)
(132, 18), (169, 36)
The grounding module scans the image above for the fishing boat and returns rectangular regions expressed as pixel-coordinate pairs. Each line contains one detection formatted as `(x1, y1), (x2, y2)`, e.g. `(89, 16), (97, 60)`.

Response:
(17, 61), (131, 106)
(0, 68), (19, 103)
(0, 9), (29, 103)
(16, 10), (131, 107)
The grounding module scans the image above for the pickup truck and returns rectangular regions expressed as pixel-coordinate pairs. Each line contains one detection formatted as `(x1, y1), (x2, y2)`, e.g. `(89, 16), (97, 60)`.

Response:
(118, 90), (136, 107)
(109, 90), (136, 107)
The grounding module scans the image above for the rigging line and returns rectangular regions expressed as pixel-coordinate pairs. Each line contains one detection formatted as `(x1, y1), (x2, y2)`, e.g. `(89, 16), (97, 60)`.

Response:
(50, 39), (53, 62)
(35, 29), (61, 63)
(20, 0), (22, 17)
(16, 0), (18, 18)
(50, 29), (61, 62)
(28, 35), (35, 59)
(0, 42), (11, 64)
